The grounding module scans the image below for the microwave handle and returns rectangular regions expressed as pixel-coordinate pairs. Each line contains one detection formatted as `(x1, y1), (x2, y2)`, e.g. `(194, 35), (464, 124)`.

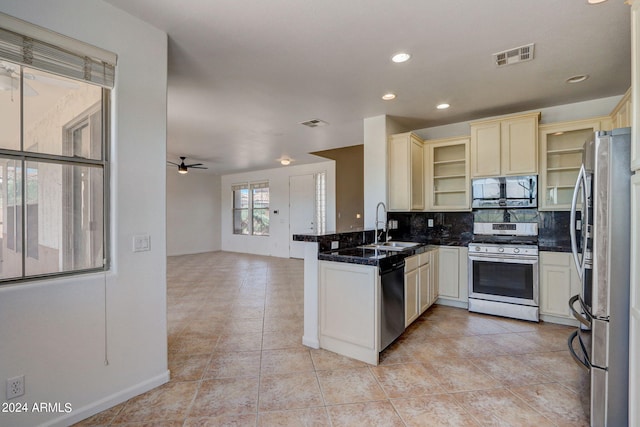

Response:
(570, 165), (586, 279)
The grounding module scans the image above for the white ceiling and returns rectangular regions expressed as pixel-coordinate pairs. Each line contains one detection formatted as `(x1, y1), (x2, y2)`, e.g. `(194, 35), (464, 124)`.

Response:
(105, 0), (631, 175)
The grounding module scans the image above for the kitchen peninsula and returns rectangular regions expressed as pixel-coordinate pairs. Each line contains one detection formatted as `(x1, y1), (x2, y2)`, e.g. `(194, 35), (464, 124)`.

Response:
(293, 221), (468, 365)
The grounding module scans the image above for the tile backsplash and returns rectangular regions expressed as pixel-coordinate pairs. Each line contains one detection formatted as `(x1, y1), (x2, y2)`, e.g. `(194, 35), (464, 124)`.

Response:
(387, 209), (575, 251)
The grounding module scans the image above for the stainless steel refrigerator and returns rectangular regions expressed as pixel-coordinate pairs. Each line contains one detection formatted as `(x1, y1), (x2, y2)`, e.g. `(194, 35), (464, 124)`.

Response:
(568, 128), (631, 427)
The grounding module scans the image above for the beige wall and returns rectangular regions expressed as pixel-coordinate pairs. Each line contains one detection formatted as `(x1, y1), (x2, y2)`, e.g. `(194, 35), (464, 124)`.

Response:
(313, 145), (364, 231)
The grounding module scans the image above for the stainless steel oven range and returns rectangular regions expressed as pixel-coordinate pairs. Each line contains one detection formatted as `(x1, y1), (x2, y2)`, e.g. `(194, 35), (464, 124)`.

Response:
(468, 222), (539, 322)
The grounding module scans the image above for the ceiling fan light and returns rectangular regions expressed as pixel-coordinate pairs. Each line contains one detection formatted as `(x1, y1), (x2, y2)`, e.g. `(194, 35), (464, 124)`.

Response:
(178, 165), (188, 174)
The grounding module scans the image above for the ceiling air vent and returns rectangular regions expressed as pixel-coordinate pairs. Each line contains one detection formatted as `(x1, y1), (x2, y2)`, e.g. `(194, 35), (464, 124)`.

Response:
(493, 43), (535, 67)
(300, 119), (329, 128)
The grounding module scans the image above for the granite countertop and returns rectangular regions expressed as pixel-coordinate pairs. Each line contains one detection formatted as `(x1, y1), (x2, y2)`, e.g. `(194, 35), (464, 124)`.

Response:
(319, 244), (438, 267)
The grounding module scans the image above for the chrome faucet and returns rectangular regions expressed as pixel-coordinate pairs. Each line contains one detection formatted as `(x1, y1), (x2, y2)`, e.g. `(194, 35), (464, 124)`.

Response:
(374, 201), (387, 245)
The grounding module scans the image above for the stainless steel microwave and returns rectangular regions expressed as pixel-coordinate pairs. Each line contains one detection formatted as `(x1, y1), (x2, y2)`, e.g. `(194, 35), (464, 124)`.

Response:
(471, 175), (537, 209)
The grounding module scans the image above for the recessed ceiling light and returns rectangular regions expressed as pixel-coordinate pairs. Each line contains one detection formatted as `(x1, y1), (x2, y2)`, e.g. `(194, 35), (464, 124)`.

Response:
(391, 52), (411, 63)
(280, 158), (291, 166)
(382, 93), (396, 101)
(436, 103), (450, 110)
(587, 0), (607, 4)
(566, 74), (589, 84)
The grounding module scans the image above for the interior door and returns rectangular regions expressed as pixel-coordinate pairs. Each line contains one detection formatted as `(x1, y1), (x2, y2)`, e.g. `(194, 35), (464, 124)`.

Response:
(289, 174), (315, 259)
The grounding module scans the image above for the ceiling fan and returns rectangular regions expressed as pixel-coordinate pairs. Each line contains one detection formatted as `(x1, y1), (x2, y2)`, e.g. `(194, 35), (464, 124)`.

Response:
(0, 61), (79, 96)
(167, 156), (208, 174)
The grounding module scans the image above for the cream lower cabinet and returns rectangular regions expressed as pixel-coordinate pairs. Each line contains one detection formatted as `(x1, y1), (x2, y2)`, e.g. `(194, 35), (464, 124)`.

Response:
(319, 261), (379, 365)
(405, 248), (438, 327)
(539, 251), (581, 325)
(437, 246), (469, 307)
(405, 257), (420, 326)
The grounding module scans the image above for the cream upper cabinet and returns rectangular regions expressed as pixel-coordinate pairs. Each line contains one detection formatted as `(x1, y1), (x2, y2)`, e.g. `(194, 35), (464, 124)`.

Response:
(388, 132), (424, 211)
(610, 88), (631, 129)
(470, 112), (540, 178)
(424, 136), (471, 211)
(538, 118), (606, 210)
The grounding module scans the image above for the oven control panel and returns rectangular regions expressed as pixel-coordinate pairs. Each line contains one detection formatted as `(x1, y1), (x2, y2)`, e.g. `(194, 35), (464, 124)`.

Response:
(471, 244), (538, 256)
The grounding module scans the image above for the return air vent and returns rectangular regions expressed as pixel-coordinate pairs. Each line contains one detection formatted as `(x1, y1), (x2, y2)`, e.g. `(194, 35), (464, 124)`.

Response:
(493, 43), (535, 67)
(300, 119), (329, 128)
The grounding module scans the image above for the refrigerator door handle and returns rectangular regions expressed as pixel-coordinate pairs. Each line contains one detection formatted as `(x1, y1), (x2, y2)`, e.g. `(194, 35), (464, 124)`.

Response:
(569, 294), (591, 327)
(570, 164), (587, 279)
(568, 330), (590, 371)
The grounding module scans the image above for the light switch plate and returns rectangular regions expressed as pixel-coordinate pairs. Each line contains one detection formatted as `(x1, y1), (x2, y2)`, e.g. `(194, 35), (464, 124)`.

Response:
(331, 241), (339, 249)
(133, 234), (150, 252)
(428, 219), (434, 227)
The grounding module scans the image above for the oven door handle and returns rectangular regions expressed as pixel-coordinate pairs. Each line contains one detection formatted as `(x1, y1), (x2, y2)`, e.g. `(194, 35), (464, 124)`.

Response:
(569, 294), (591, 328)
(568, 330), (590, 371)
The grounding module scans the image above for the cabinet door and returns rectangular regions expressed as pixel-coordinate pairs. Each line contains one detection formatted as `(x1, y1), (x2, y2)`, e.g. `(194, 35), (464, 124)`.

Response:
(501, 115), (538, 175)
(410, 136), (425, 210)
(388, 134), (411, 210)
(419, 262), (431, 313)
(405, 268), (419, 326)
(438, 247), (460, 299)
(470, 121), (501, 177)
(430, 250), (439, 304)
(388, 132), (424, 211)
(539, 252), (580, 319)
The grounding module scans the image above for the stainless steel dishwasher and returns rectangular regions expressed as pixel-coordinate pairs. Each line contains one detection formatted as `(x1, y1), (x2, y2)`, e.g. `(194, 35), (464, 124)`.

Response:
(379, 258), (405, 351)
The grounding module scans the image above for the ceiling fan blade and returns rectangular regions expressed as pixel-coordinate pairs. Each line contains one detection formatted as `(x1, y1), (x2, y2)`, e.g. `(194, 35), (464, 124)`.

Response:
(167, 161), (180, 166)
(190, 166), (208, 169)
(185, 163), (203, 167)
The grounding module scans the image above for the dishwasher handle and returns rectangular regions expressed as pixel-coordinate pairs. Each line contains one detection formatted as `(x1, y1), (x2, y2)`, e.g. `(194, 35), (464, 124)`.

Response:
(379, 260), (405, 275)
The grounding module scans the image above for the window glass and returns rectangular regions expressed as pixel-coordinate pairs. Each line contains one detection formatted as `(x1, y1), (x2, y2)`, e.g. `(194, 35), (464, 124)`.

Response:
(0, 61), (21, 151)
(23, 67), (102, 160)
(0, 158), (23, 280)
(22, 161), (104, 276)
(251, 187), (269, 236)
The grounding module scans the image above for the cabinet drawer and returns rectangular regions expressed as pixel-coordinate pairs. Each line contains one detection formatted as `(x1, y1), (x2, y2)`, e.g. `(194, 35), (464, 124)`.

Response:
(405, 255), (419, 271)
(418, 252), (431, 266)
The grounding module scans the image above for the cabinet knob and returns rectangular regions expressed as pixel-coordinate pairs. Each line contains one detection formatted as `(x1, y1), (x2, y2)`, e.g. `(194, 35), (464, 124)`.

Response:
(498, 247), (504, 253)
(514, 248), (520, 253)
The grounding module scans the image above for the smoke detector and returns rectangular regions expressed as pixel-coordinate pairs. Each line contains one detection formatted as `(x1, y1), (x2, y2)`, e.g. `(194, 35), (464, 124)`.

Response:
(300, 119), (329, 128)
(493, 43), (535, 67)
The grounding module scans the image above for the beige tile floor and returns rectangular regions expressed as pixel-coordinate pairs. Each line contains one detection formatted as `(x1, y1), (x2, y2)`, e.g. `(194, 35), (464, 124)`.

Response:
(75, 251), (589, 426)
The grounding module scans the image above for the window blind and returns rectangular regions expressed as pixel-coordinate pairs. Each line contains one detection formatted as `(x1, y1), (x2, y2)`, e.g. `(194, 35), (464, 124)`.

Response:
(0, 13), (116, 88)
(232, 183), (248, 191)
(250, 181), (269, 189)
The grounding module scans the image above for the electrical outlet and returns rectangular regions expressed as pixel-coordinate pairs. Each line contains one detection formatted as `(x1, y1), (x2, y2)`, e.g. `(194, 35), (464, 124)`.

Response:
(6, 375), (24, 399)
(331, 241), (339, 249)
(428, 219), (434, 227)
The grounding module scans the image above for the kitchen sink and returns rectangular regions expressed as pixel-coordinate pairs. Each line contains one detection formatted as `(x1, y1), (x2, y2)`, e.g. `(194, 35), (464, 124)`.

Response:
(359, 241), (420, 252)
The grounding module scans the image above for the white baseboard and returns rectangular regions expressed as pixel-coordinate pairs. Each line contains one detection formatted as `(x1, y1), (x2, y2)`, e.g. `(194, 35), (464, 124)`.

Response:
(302, 336), (320, 349)
(42, 370), (170, 427)
(540, 313), (580, 327)
(435, 298), (469, 309)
